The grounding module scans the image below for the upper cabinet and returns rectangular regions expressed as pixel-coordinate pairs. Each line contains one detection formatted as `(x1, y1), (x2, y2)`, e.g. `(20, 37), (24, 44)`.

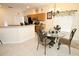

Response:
(27, 13), (45, 21)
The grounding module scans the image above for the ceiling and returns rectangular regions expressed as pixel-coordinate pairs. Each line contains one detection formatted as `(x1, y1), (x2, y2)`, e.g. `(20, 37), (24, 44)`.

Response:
(0, 3), (79, 11)
(0, 3), (51, 9)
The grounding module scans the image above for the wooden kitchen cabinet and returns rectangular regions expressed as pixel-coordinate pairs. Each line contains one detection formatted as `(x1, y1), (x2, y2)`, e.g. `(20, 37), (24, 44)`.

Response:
(37, 13), (45, 21)
(35, 24), (41, 32)
(27, 14), (35, 21)
(27, 13), (45, 21)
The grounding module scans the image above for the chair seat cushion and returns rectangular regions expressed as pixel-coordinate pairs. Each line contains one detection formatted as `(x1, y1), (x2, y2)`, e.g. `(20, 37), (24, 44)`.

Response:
(59, 38), (70, 45)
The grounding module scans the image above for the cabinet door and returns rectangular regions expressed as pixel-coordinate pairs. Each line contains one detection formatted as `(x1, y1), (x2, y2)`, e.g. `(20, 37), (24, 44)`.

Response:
(27, 13), (45, 21)
(37, 13), (45, 21)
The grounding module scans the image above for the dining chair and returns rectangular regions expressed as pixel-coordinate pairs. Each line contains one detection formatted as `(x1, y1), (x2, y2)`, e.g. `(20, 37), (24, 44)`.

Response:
(36, 30), (51, 55)
(57, 28), (77, 54)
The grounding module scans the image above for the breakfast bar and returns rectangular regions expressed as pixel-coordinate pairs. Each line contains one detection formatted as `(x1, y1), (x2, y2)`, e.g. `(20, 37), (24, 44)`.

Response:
(0, 25), (35, 44)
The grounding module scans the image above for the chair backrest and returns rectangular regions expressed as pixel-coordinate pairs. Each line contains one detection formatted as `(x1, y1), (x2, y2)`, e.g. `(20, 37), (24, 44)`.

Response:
(69, 28), (77, 42)
(36, 30), (46, 42)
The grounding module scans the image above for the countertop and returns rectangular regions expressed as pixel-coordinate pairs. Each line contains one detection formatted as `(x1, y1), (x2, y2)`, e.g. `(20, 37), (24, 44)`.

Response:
(0, 24), (35, 28)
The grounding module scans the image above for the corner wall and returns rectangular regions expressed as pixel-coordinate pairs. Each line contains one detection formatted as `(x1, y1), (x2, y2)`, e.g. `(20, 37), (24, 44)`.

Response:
(0, 7), (24, 26)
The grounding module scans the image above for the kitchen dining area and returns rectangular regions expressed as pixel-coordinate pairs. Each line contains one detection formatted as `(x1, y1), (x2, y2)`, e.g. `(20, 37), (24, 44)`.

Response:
(0, 3), (79, 56)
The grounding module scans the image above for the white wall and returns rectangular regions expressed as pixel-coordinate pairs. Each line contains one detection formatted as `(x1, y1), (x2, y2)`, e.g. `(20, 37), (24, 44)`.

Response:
(71, 12), (79, 41)
(0, 7), (24, 26)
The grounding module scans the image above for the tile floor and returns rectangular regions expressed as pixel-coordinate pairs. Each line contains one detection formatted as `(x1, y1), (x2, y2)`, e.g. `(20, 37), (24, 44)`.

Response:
(0, 36), (79, 56)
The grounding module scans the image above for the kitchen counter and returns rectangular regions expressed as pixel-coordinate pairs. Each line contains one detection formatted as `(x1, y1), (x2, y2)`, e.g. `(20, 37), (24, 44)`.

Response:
(0, 25), (33, 28)
(0, 25), (35, 44)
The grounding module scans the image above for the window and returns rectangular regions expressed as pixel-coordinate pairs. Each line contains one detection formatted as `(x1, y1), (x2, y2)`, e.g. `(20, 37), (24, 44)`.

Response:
(53, 16), (74, 32)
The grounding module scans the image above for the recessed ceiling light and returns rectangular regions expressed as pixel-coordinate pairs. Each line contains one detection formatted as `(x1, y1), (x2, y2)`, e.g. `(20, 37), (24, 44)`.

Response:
(26, 6), (30, 9)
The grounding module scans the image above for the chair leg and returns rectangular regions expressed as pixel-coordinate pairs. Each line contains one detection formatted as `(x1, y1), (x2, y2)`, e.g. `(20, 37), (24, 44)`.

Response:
(44, 39), (46, 55)
(56, 37), (58, 42)
(0, 40), (2, 44)
(37, 39), (39, 50)
(57, 42), (61, 50)
(69, 45), (71, 54)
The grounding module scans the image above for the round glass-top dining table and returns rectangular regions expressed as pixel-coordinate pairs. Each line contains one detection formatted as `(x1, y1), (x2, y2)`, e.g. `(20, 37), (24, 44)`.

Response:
(45, 31), (67, 46)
